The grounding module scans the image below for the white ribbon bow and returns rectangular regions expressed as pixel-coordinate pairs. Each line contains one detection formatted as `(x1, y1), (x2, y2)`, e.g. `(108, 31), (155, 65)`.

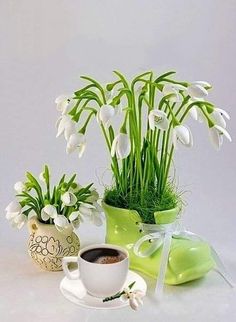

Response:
(133, 220), (234, 299)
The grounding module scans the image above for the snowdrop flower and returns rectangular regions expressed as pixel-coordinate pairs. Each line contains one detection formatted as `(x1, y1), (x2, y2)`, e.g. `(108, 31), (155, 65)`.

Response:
(66, 133), (86, 157)
(41, 205), (58, 221)
(97, 105), (115, 127)
(79, 202), (103, 226)
(111, 133), (131, 159)
(210, 108), (230, 129)
(5, 200), (22, 220)
(54, 215), (71, 232)
(162, 83), (186, 103)
(56, 115), (77, 140)
(11, 213), (27, 229)
(14, 181), (26, 194)
(5, 201), (27, 229)
(55, 95), (73, 114)
(28, 209), (37, 220)
(61, 191), (77, 206)
(68, 211), (81, 229)
(39, 172), (46, 182)
(86, 188), (99, 203)
(172, 125), (193, 149)
(79, 202), (95, 217)
(148, 110), (169, 131)
(209, 125), (232, 150)
(120, 289), (145, 311)
(187, 81), (209, 100)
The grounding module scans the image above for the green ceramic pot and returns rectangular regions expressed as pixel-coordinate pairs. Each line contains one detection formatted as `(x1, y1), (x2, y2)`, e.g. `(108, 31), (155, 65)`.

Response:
(103, 202), (215, 285)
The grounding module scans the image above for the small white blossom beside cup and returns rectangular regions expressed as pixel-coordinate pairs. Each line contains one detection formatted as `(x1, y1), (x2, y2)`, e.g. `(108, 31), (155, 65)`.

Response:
(102, 281), (145, 311)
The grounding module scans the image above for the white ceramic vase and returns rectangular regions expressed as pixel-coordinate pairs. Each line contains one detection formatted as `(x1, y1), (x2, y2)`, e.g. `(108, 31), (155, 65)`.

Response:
(28, 217), (80, 271)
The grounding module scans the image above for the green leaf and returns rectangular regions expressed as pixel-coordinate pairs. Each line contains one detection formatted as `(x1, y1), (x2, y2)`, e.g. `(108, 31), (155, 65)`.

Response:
(155, 71), (176, 82)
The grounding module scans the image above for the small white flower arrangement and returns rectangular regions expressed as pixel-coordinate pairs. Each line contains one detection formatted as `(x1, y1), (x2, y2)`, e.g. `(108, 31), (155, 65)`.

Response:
(55, 71), (232, 223)
(103, 281), (145, 311)
(5, 165), (102, 231)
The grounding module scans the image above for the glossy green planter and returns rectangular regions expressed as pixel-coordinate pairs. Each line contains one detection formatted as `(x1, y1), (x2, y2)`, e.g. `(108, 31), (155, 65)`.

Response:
(103, 202), (215, 285)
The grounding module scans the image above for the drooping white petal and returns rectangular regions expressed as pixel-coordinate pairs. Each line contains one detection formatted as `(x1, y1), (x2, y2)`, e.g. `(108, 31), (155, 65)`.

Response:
(129, 296), (139, 311)
(211, 108), (230, 129)
(13, 213), (27, 229)
(191, 81), (211, 88)
(56, 115), (77, 140)
(5, 200), (22, 213)
(189, 106), (198, 121)
(215, 125), (232, 142)
(39, 172), (46, 182)
(211, 110), (226, 128)
(97, 105), (115, 127)
(91, 210), (103, 226)
(111, 133), (131, 159)
(209, 126), (221, 150)
(172, 125), (193, 149)
(69, 211), (80, 222)
(79, 203), (95, 218)
(86, 189), (99, 203)
(111, 135), (119, 158)
(28, 209), (37, 220)
(162, 84), (181, 103)
(54, 215), (71, 232)
(148, 110), (169, 131)
(216, 108), (230, 120)
(14, 181), (26, 194)
(55, 94), (73, 114)
(187, 84), (208, 100)
(61, 191), (77, 206)
(66, 133), (86, 157)
(120, 293), (129, 303)
(41, 205), (58, 221)
(209, 125), (232, 150)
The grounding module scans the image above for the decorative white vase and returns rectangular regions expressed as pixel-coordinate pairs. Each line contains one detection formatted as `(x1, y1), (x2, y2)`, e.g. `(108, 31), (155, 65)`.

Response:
(27, 217), (80, 271)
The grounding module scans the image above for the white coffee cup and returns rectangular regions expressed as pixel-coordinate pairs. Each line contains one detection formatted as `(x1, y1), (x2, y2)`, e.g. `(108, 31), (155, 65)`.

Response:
(62, 243), (129, 298)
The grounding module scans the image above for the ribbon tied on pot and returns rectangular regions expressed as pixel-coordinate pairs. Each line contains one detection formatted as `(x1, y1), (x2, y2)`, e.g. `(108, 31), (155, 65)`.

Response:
(133, 220), (235, 299)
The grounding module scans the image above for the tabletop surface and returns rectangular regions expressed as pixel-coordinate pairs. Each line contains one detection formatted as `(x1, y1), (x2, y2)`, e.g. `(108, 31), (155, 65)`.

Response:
(1, 223), (236, 322)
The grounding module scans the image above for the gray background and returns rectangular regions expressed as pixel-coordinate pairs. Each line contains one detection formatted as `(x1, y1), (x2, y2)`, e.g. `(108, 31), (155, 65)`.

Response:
(0, 1), (236, 321)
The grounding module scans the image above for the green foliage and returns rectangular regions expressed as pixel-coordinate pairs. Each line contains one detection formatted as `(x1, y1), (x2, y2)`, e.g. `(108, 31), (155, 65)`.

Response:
(104, 184), (183, 224)
(17, 165), (95, 223)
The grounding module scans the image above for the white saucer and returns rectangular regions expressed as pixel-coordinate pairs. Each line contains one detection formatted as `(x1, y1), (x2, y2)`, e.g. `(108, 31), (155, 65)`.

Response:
(60, 270), (147, 310)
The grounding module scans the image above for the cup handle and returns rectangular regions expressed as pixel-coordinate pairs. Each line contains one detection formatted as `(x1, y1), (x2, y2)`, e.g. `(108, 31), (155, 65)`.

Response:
(62, 256), (80, 280)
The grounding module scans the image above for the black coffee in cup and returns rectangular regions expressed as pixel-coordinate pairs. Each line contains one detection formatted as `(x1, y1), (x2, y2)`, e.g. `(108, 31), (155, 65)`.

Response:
(81, 247), (126, 264)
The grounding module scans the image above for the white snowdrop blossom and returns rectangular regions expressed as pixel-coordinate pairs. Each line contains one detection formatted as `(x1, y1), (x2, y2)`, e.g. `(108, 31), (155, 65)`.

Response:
(56, 115), (77, 141)
(187, 81), (210, 100)
(79, 202), (103, 226)
(41, 205), (58, 222)
(86, 188), (99, 203)
(5, 200), (27, 229)
(66, 133), (86, 157)
(111, 133), (131, 159)
(55, 95), (74, 115)
(14, 181), (26, 194)
(97, 105), (115, 127)
(120, 289), (145, 311)
(68, 211), (81, 229)
(54, 215), (71, 232)
(148, 110), (169, 131)
(162, 83), (186, 103)
(61, 191), (77, 206)
(209, 124), (232, 150)
(210, 108), (230, 129)
(172, 125), (193, 149)
(39, 172), (46, 182)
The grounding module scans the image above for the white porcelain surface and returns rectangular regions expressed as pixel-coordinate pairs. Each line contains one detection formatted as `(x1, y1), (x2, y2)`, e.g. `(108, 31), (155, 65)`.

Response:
(60, 269), (147, 309)
(62, 244), (129, 297)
